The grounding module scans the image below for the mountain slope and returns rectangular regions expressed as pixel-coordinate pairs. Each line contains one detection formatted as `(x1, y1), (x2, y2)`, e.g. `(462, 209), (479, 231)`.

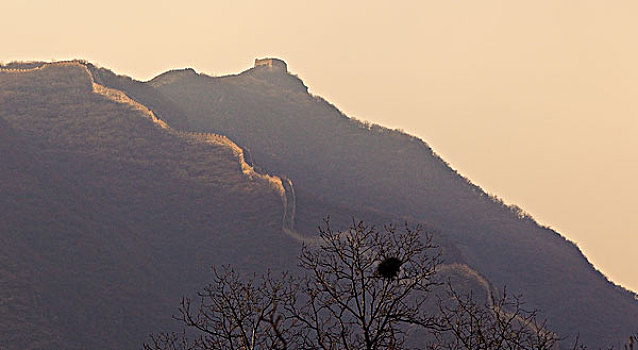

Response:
(0, 62), (298, 350)
(150, 62), (638, 347)
(86, 63), (191, 130)
(2, 59), (636, 348)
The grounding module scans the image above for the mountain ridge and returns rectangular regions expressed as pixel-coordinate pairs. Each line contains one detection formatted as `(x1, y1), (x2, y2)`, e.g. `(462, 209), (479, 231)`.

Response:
(1, 59), (636, 348)
(153, 62), (636, 294)
(149, 60), (638, 346)
(0, 61), (299, 349)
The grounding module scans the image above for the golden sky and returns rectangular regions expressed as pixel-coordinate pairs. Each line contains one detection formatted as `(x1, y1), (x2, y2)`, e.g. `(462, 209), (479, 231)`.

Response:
(2, 0), (637, 292)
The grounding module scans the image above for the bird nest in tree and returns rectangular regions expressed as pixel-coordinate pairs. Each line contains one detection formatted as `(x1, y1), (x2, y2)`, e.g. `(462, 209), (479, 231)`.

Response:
(377, 257), (402, 279)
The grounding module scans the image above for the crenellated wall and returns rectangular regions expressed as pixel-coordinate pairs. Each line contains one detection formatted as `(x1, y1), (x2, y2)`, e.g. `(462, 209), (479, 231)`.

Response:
(0, 60), (87, 73)
(254, 57), (287, 72)
(1, 60), (289, 229)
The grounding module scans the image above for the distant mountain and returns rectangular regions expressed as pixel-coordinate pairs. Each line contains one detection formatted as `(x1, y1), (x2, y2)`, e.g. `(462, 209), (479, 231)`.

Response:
(148, 60), (638, 347)
(0, 60), (636, 349)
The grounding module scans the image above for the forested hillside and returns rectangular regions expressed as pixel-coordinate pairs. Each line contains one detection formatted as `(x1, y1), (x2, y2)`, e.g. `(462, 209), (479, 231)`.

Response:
(0, 62), (296, 349)
(1, 60), (636, 348)
(149, 62), (638, 347)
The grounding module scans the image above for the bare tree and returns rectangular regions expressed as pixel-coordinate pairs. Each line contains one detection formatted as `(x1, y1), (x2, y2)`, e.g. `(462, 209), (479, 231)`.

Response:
(429, 283), (558, 350)
(286, 219), (441, 350)
(144, 267), (298, 350)
(145, 219), (564, 350)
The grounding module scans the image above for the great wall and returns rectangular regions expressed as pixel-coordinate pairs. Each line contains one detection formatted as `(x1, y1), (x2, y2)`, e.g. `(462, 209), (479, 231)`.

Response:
(254, 57), (287, 72)
(1, 60), (502, 312)
(0, 60), (298, 236)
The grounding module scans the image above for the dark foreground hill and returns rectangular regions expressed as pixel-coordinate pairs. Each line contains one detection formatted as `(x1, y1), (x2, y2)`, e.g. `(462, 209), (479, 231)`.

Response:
(146, 61), (638, 347)
(0, 60), (636, 349)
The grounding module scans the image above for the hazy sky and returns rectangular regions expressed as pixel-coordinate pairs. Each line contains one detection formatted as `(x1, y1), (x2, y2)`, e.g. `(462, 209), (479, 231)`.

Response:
(2, 0), (636, 292)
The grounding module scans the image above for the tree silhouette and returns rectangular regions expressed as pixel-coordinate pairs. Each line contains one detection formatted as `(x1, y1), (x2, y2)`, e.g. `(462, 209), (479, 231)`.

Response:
(145, 219), (562, 350)
(288, 220), (440, 350)
(144, 267), (297, 350)
(429, 284), (558, 350)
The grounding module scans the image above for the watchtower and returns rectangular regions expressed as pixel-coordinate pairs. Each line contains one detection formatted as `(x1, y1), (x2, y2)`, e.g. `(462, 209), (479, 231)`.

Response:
(254, 58), (287, 72)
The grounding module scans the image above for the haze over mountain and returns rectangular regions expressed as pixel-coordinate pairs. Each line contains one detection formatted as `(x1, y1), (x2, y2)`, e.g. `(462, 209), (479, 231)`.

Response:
(0, 60), (636, 349)
(148, 59), (638, 346)
(3, 0), (637, 297)
(0, 62), (298, 349)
